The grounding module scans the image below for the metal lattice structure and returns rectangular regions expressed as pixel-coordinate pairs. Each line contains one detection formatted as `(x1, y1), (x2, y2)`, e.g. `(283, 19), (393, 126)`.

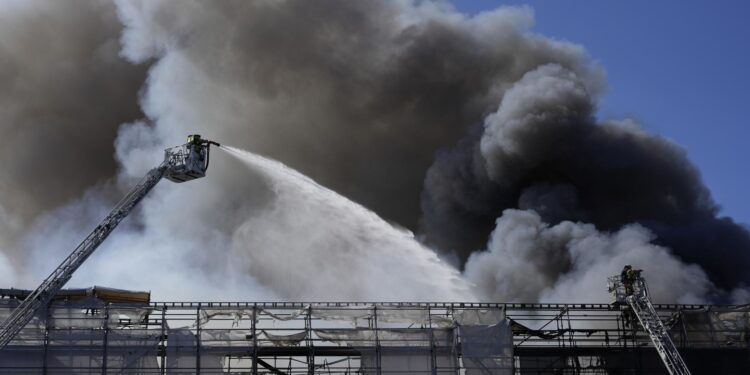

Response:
(608, 275), (691, 375)
(0, 296), (748, 374)
(0, 136), (218, 350)
(0, 164), (169, 351)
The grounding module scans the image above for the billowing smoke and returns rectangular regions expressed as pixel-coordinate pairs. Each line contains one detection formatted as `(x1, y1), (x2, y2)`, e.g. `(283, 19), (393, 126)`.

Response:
(112, 0), (600, 229)
(464, 209), (712, 303)
(422, 62), (750, 301)
(0, 0), (146, 240)
(0, 0), (747, 303)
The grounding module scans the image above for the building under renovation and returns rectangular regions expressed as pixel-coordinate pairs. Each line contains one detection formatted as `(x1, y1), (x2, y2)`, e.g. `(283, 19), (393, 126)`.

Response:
(0, 137), (747, 374)
(0, 286), (748, 374)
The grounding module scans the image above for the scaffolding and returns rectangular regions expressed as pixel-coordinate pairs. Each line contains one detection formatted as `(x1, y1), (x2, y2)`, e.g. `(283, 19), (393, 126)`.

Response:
(607, 275), (690, 375)
(0, 294), (748, 374)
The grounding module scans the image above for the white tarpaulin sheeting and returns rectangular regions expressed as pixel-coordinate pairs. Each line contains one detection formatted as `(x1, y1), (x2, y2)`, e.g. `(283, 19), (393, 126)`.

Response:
(200, 329), (254, 347)
(260, 330), (307, 346)
(454, 308), (506, 326)
(260, 306), (308, 321)
(316, 328), (454, 347)
(199, 308), (251, 328)
(312, 307), (373, 325)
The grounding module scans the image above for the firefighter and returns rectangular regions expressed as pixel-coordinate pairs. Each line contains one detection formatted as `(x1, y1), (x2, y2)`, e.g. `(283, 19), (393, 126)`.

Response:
(622, 265), (634, 296)
(622, 265), (642, 296)
(185, 134), (206, 171)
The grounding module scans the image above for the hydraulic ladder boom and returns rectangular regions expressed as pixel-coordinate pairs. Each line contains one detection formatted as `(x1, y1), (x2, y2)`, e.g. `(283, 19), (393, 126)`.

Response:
(0, 135), (218, 350)
(608, 274), (691, 375)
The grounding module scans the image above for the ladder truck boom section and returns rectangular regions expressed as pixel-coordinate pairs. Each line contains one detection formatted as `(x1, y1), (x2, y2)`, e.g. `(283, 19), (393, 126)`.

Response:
(0, 135), (219, 350)
(608, 273), (691, 375)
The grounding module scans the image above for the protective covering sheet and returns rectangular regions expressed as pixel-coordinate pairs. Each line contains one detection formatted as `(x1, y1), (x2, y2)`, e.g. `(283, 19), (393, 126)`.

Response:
(312, 305), (451, 326)
(105, 330), (160, 372)
(312, 306), (373, 325)
(260, 329), (307, 346)
(109, 307), (152, 326)
(0, 301), (158, 373)
(361, 350), (458, 375)
(200, 329), (254, 347)
(315, 328), (451, 347)
(315, 328), (377, 346)
(377, 307), (430, 324)
(454, 308), (506, 326)
(673, 305), (750, 347)
(199, 308), (251, 328)
(359, 327), (458, 374)
(167, 328), (223, 373)
(46, 330), (105, 374)
(260, 306), (308, 321)
(457, 307), (513, 375)
(48, 307), (104, 329)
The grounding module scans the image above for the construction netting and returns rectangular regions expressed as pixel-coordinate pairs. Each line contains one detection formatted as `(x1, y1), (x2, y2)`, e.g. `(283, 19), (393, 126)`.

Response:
(669, 304), (750, 347)
(0, 298), (160, 374)
(1, 298), (748, 374)
(0, 299), (513, 374)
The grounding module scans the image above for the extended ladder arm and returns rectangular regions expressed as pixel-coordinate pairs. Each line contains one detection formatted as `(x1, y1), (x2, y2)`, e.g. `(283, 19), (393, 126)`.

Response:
(608, 275), (691, 375)
(0, 163), (169, 349)
(0, 135), (218, 350)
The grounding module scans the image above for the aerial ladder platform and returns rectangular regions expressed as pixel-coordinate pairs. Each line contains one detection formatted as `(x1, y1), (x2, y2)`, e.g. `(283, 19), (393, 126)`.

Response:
(0, 134), (219, 350)
(608, 272), (691, 375)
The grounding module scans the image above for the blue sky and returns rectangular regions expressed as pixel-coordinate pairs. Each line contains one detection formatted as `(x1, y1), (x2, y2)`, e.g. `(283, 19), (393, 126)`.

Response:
(450, 1), (750, 225)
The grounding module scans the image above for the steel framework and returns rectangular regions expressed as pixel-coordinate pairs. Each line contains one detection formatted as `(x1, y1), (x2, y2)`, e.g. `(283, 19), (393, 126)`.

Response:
(0, 298), (747, 374)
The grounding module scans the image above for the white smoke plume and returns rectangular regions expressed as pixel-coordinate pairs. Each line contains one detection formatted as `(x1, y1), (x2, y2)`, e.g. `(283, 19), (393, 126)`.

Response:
(0, 0), (746, 304)
(464, 209), (712, 304)
(0, 252), (14, 288)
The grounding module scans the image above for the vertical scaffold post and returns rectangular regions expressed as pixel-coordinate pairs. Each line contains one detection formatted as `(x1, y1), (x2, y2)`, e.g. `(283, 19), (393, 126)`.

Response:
(160, 307), (167, 375)
(252, 303), (258, 375)
(428, 306), (437, 375)
(450, 306), (460, 375)
(566, 307), (574, 348)
(196, 303), (201, 374)
(102, 304), (110, 374)
(307, 305), (314, 375)
(42, 307), (49, 375)
(374, 305), (381, 375)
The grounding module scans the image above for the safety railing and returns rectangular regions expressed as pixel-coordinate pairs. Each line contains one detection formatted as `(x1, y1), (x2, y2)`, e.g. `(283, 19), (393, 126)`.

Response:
(0, 300), (747, 374)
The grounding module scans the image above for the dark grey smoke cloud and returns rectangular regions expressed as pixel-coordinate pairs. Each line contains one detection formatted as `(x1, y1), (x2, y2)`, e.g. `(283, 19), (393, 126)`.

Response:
(422, 63), (750, 292)
(0, 0), (147, 253)
(114, 0), (599, 230)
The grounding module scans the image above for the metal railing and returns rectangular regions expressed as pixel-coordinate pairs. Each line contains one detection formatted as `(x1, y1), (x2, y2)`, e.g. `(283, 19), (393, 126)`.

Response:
(0, 299), (747, 374)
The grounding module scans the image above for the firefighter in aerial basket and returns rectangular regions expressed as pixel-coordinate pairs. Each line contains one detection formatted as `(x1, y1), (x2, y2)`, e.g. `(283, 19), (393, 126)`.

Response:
(186, 134), (206, 170)
(620, 265), (642, 296)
